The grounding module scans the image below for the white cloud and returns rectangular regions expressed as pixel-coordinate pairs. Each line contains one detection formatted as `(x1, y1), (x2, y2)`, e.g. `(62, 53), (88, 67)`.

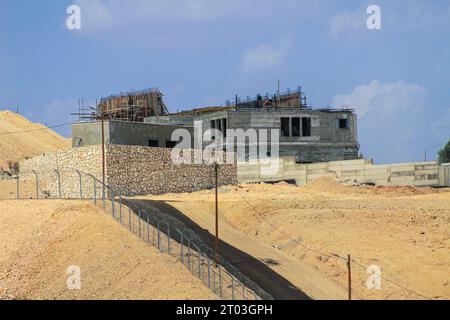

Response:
(329, 9), (365, 36)
(240, 37), (293, 74)
(331, 80), (438, 163)
(332, 80), (427, 118)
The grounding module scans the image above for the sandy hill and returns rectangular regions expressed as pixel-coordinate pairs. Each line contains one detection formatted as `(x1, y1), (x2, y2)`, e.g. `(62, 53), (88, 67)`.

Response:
(0, 200), (216, 300)
(0, 110), (70, 171)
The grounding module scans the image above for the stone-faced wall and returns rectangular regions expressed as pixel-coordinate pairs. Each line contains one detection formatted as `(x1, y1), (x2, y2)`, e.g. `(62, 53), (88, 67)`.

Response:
(19, 145), (237, 197)
(106, 145), (237, 195)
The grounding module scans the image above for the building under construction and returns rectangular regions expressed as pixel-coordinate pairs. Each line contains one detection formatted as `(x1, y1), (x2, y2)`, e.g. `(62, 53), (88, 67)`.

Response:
(77, 88), (169, 122)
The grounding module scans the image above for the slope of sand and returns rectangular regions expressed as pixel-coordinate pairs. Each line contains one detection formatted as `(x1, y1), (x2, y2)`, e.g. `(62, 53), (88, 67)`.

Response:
(138, 178), (450, 300)
(0, 200), (216, 300)
(0, 111), (70, 170)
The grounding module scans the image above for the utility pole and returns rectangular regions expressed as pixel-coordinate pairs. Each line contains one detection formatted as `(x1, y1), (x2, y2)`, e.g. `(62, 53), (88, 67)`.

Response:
(101, 116), (106, 187)
(347, 254), (352, 300)
(215, 163), (219, 263)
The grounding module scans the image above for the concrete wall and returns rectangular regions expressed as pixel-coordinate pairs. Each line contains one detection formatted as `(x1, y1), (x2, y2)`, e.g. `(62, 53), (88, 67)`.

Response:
(237, 157), (446, 187)
(195, 109), (359, 162)
(72, 121), (194, 149)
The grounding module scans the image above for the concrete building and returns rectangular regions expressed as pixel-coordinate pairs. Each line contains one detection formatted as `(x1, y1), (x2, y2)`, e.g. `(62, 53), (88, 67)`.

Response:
(72, 120), (194, 149)
(145, 107), (359, 163)
(72, 87), (359, 163)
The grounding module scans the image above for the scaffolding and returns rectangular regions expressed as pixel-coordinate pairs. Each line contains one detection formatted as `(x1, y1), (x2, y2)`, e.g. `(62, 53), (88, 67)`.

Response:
(73, 88), (169, 122)
(225, 86), (311, 110)
(97, 88), (169, 121)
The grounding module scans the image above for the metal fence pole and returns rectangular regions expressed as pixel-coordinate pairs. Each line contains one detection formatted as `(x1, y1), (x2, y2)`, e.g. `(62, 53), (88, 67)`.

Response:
(187, 240), (191, 271)
(32, 170), (39, 199)
(138, 209), (141, 238)
(157, 222), (161, 251)
(16, 175), (19, 199)
(218, 265), (222, 298)
(147, 214), (150, 243)
(102, 185), (106, 210)
(55, 170), (61, 199)
(207, 257), (211, 288)
(197, 249), (201, 279)
(119, 194), (122, 224)
(93, 177), (97, 205)
(167, 224), (170, 253)
(129, 206), (132, 231)
(180, 233), (184, 263)
(111, 190), (115, 219)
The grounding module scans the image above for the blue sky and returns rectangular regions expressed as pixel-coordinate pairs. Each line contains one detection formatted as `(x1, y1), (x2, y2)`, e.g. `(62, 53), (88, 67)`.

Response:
(0, 0), (449, 163)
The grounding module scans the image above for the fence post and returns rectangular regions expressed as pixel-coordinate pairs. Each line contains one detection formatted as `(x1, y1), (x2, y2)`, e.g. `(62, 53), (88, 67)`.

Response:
(93, 176), (96, 205)
(167, 224), (170, 254)
(157, 222), (161, 251)
(138, 209), (141, 238)
(102, 185), (106, 210)
(180, 233), (184, 263)
(207, 257), (211, 289)
(54, 170), (61, 199)
(128, 206), (132, 231)
(147, 213), (150, 243)
(111, 190), (115, 219)
(16, 175), (20, 199)
(218, 265), (222, 298)
(187, 239), (191, 271)
(32, 170), (39, 199)
(119, 194), (123, 225)
(76, 170), (82, 199)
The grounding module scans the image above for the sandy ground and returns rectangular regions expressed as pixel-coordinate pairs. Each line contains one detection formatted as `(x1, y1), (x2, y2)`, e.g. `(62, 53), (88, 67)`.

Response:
(0, 110), (70, 170)
(0, 200), (216, 300)
(138, 178), (450, 300)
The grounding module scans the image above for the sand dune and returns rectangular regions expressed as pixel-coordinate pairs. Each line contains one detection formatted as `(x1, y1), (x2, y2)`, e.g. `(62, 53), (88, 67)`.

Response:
(0, 200), (216, 300)
(0, 111), (70, 171)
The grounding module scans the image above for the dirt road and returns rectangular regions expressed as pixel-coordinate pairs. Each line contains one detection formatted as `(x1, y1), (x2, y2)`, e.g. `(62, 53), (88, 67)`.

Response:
(127, 198), (348, 300)
(135, 178), (450, 300)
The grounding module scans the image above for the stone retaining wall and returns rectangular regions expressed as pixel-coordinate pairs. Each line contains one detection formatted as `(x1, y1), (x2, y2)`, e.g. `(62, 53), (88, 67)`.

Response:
(19, 145), (237, 197)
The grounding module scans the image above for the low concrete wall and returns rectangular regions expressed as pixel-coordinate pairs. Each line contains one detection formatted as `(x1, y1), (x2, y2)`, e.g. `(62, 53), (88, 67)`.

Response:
(237, 157), (447, 187)
(19, 145), (237, 197)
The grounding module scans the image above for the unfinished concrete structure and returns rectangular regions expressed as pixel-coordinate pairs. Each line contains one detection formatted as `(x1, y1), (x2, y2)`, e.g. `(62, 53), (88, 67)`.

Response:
(72, 120), (194, 148)
(73, 86), (359, 163)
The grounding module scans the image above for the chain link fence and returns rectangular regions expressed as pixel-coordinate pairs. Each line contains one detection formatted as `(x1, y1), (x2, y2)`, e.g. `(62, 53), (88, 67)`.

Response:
(1, 169), (273, 300)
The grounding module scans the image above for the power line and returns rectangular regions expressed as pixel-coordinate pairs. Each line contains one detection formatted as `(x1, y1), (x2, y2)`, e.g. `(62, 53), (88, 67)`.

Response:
(0, 121), (72, 135)
(235, 190), (433, 300)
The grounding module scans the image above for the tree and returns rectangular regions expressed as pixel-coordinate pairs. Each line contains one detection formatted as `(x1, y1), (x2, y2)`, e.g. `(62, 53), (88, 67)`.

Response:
(438, 139), (450, 164)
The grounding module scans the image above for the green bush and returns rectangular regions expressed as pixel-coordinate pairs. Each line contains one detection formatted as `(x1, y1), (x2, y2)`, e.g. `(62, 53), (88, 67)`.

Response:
(438, 139), (450, 164)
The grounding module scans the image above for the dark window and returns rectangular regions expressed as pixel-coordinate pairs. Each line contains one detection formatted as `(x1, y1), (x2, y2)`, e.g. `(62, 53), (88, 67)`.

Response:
(222, 118), (227, 137)
(165, 140), (177, 149)
(292, 117), (300, 137)
(210, 120), (216, 129)
(338, 118), (349, 129)
(281, 118), (290, 137)
(148, 139), (159, 147)
(302, 117), (311, 137)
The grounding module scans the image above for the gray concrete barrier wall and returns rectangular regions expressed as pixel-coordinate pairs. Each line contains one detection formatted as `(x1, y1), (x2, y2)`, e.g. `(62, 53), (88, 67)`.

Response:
(237, 157), (446, 187)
